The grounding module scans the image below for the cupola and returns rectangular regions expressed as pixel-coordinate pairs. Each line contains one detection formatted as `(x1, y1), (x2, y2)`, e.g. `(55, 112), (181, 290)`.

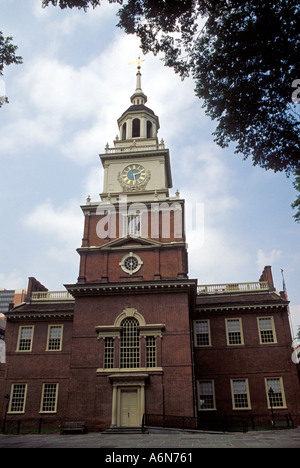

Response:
(115, 59), (160, 147)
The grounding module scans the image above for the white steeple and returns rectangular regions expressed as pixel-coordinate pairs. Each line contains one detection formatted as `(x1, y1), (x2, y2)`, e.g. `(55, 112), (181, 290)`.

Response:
(130, 59), (148, 106)
(114, 59), (160, 145)
(99, 59), (172, 204)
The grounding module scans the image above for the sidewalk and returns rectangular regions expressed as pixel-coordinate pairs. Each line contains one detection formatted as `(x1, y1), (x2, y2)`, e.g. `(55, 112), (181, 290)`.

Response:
(0, 426), (300, 448)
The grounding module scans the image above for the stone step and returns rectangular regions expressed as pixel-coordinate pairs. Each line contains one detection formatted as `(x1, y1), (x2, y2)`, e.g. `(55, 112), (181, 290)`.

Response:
(104, 426), (148, 434)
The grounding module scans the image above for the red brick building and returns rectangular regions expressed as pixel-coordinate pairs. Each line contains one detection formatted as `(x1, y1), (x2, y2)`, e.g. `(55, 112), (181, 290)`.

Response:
(0, 68), (299, 432)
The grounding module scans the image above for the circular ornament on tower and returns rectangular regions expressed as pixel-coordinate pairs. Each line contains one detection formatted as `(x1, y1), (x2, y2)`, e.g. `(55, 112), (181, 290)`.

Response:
(119, 252), (143, 275)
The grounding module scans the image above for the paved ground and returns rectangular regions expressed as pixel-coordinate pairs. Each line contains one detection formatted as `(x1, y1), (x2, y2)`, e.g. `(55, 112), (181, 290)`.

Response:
(0, 427), (300, 449)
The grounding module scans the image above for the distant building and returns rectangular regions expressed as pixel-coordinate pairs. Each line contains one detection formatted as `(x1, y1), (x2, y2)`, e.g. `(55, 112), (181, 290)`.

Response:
(0, 314), (6, 363)
(0, 67), (299, 432)
(0, 290), (15, 314)
(0, 288), (27, 313)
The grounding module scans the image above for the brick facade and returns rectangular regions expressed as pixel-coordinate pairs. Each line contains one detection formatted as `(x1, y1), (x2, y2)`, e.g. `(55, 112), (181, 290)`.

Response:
(193, 287), (300, 428)
(0, 70), (299, 432)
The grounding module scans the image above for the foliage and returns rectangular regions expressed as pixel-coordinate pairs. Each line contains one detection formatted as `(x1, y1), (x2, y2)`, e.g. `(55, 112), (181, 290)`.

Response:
(291, 170), (300, 223)
(0, 31), (23, 108)
(42, 0), (300, 218)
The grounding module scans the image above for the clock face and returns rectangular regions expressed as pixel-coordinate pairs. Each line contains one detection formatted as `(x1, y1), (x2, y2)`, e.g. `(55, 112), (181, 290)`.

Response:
(122, 164), (146, 186)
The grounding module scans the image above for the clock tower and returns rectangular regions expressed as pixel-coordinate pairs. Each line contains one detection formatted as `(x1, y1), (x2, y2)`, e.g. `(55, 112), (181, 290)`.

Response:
(100, 63), (171, 204)
(65, 63), (197, 431)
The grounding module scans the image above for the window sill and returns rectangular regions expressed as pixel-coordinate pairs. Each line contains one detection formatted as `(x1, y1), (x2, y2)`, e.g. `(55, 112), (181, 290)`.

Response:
(96, 367), (163, 375)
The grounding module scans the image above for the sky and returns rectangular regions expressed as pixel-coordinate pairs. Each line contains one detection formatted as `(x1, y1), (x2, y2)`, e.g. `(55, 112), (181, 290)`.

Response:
(0, 0), (299, 335)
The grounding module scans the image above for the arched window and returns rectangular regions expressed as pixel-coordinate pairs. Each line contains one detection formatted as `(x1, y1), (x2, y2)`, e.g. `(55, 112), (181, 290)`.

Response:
(96, 308), (164, 372)
(132, 118), (140, 138)
(122, 122), (127, 140)
(147, 121), (152, 138)
(120, 317), (140, 368)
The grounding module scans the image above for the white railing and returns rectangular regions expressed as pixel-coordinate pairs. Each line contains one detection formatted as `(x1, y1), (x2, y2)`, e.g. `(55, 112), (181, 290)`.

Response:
(105, 142), (165, 154)
(197, 281), (269, 295)
(31, 291), (74, 301)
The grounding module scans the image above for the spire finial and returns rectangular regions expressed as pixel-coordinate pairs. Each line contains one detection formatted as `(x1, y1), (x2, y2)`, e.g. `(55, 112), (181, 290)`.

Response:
(129, 56), (145, 71)
(129, 55), (147, 104)
(129, 56), (145, 92)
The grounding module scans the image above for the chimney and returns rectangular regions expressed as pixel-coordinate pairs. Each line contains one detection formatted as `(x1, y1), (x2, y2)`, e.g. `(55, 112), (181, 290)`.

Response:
(259, 265), (275, 291)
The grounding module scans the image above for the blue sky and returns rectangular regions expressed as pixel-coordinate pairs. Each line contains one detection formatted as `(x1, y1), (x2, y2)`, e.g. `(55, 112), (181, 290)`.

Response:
(0, 0), (299, 335)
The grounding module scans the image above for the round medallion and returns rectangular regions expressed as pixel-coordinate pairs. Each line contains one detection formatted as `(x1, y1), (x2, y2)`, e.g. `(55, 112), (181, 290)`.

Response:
(119, 252), (143, 275)
(124, 256), (139, 271)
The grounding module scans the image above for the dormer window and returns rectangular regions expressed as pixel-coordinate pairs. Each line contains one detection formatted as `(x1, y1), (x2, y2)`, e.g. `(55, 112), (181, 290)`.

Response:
(132, 118), (140, 138)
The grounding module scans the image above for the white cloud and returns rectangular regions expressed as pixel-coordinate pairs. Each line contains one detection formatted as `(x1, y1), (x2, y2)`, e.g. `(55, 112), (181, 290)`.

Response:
(0, 269), (25, 290)
(178, 141), (240, 226)
(0, 115), (61, 154)
(82, 165), (104, 200)
(22, 199), (83, 284)
(20, 57), (102, 119)
(0, 33), (143, 161)
(290, 304), (300, 336)
(32, 0), (119, 26)
(188, 224), (251, 284)
(256, 249), (282, 271)
(24, 199), (83, 246)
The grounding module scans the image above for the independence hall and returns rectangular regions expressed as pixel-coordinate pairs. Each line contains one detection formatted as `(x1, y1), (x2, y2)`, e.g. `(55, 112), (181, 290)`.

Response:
(1, 66), (299, 433)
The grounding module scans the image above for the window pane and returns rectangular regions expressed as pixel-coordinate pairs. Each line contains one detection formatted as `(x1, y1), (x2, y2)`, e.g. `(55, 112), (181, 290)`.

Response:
(10, 384), (27, 413)
(267, 378), (284, 407)
(195, 320), (210, 346)
(146, 336), (156, 368)
(104, 337), (114, 369)
(18, 326), (33, 351)
(199, 380), (215, 409)
(232, 379), (249, 409)
(259, 318), (275, 343)
(227, 319), (242, 345)
(48, 326), (62, 351)
(41, 383), (58, 412)
(120, 318), (140, 368)
(124, 215), (141, 236)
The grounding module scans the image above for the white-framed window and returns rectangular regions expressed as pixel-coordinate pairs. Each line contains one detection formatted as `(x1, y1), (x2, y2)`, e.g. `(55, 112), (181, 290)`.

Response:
(8, 383), (27, 413)
(225, 318), (244, 345)
(17, 326), (34, 352)
(46, 325), (63, 351)
(96, 308), (164, 372)
(40, 383), (59, 413)
(265, 377), (286, 408)
(146, 336), (156, 368)
(194, 320), (211, 346)
(104, 337), (114, 369)
(123, 214), (141, 236)
(231, 379), (251, 410)
(197, 380), (216, 410)
(257, 317), (277, 344)
(120, 317), (140, 369)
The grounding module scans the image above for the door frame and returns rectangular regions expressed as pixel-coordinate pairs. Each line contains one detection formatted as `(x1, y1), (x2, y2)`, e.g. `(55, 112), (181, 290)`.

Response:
(109, 373), (148, 428)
